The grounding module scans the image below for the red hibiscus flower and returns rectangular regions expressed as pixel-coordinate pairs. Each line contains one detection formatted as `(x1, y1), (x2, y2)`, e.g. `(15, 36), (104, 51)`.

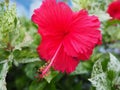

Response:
(107, 0), (120, 20)
(32, 0), (102, 78)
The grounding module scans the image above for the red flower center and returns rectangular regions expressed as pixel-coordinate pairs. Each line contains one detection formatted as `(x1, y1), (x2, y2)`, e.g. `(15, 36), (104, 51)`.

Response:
(63, 30), (69, 36)
(62, 29), (70, 39)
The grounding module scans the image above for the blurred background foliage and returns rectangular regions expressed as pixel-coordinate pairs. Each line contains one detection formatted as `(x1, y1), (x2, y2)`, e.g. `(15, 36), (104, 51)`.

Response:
(0, 0), (120, 90)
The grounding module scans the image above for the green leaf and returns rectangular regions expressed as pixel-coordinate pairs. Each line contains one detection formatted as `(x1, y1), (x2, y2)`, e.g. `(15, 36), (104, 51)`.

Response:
(44, 81), (56, 90)
(44, 71), (59, 83)
(24, 61), (42, 80)
(71, 62), (89, 75)
(29, 80), (47, 90)
(72, 0), (91, 9)
(107, 70), (116, 82)
(0, 62), (9, 90)
(13, 48), (39, 62)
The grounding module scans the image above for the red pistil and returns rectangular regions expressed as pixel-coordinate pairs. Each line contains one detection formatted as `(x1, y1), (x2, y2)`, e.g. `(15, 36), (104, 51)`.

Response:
(38, 44), (62, 78)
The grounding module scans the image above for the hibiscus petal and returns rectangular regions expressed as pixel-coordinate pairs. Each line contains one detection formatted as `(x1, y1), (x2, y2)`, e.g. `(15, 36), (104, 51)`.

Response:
(32, 0), (73, 34)
(32, 0), (102, 75)
(63, 10), (102, 59)
(107, 0), (120, 20)
(37, 35), (61, 61)
(52, 46), (79, 73)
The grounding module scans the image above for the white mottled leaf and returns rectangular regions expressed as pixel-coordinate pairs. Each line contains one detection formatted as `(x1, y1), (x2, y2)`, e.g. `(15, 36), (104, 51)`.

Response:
(90, 53), (120, 90)
(108, 53), (120, 73)
(108, 53), (120, 88)
(114, 77), (120, 89)
(89, 59), (111, 90)
(89, 73), (110, 90)
(17, 58), (40, 64)
(91, 59), (103, 77)
(0, 62), (9, 90)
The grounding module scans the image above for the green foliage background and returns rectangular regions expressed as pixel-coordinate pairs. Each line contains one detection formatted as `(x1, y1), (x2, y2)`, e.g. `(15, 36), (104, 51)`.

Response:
(0, 0), (120, 90)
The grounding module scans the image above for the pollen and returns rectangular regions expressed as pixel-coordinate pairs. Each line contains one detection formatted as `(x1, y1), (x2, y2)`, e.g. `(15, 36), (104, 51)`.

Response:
(37, 44), (62, 79)
(37, 61), (50, 78)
